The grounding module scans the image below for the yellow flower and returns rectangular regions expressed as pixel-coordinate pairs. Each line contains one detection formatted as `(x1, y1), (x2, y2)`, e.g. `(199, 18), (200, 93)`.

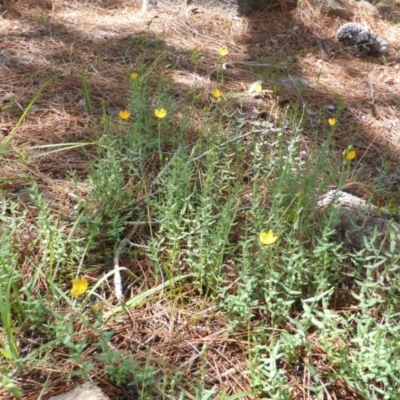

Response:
(154, 108), (167, 119)
(119, 110), (131, 120)
(70, 277), (88, 298)
(259, 230), (279, 246)
(343, 149), (356, 161)
(130, 72), (138, 80)
(249, 80), (263, 93)
(328, 118), (337, 126)
(212, 89), (222, 99)
(218, 47), (229, 57)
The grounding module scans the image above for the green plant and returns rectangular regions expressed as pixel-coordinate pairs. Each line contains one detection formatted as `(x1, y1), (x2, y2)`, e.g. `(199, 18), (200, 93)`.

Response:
(2, 27), (400, 400)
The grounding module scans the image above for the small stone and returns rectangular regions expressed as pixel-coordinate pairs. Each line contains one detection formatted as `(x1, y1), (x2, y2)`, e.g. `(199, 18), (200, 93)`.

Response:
(29, 105), (39, 115)
(16, 60), (30, 66)
(48, 383), (109, 400)
(77, 99), (86, 108)
(280, 75), (309, 89)
(106, 106), (120, 115)
(306, 107), (317, 116)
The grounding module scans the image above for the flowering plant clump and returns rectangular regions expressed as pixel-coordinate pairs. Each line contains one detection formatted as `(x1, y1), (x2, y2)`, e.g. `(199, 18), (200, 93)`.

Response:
(130, 72), (138, 80)
(70, 277), (88, 298)
(119, 110), (131, 120)
(212, 89), (222, 99)
(328, 118), (337, 126)
(259, 230), (279, 246)
(218, 48), (229, 57)
(154, 108), (167, 119)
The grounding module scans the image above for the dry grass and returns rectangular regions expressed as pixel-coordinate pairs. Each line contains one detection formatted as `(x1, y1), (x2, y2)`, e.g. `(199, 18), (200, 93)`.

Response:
(0, 0), (399, 398)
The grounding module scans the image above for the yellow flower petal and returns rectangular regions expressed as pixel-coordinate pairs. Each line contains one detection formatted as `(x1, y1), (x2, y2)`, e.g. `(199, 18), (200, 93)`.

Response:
(70, 277), (88, 298)
(212, 89), (222, 99)
(259, 230), (279, 246)
(119, 110), (131, 120)
(328, 118), (337, 126)
(154, 108), (167, 119)
(130, 72), (138, 80)
(249, 80), (263, 93)
(218, 47), (229, 56)
(343, 149), (356, 161)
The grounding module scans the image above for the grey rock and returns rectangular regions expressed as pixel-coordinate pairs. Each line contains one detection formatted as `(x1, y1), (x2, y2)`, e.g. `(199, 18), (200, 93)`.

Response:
(324, 104), (336, 111)
(146, 0), (273, 16)
(48, 383), (109, 400)
(336, 22), (388, 56)
(317, 189), (400, 284)
(92, 30), (119, 39)
(317, 189), (400, 253)
(280, 75), (310, 89)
